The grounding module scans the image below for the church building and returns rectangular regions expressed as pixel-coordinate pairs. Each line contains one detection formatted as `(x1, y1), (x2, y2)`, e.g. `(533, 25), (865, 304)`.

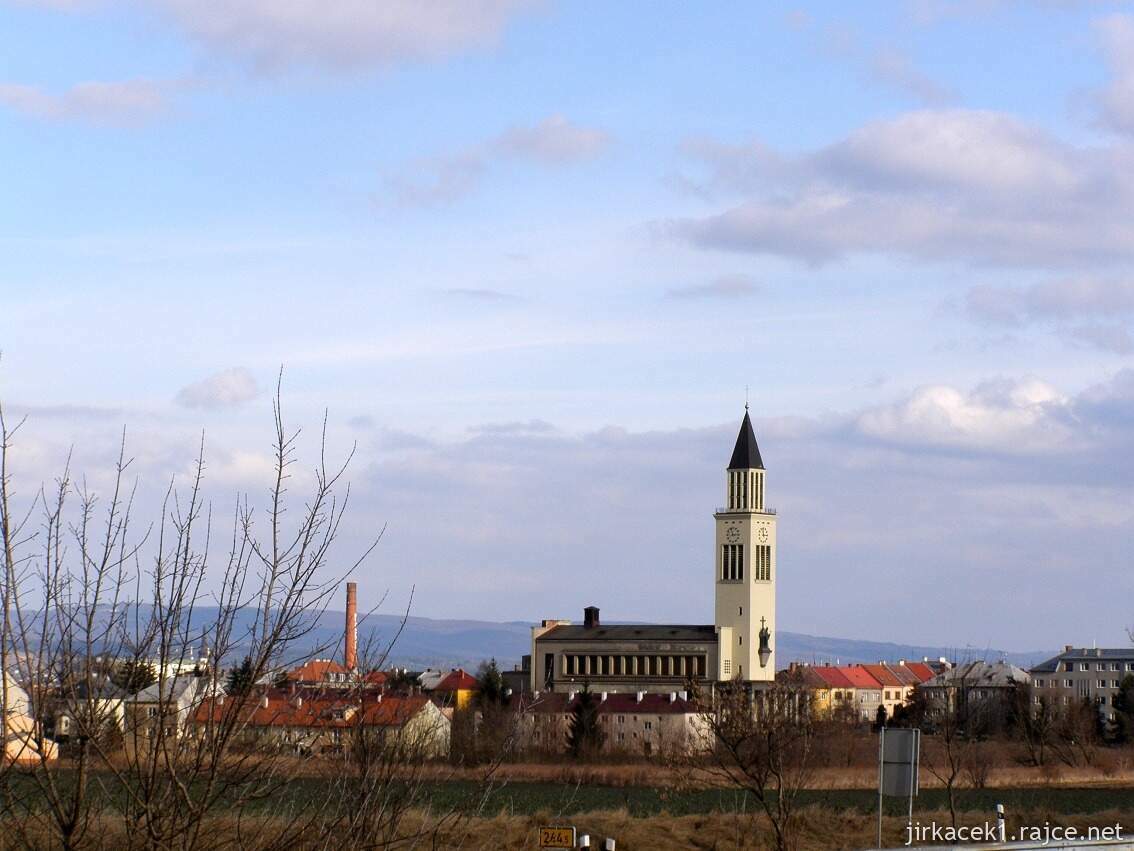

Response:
(530, 409), (777, 693)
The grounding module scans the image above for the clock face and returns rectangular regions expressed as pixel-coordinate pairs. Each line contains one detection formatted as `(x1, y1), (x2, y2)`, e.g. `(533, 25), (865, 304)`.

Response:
(757, 527), (769, 543)
(726, 526), (741, 544)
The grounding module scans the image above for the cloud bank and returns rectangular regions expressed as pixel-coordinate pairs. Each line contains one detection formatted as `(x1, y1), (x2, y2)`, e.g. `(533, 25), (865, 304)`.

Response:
(671, 109), (1134, 268)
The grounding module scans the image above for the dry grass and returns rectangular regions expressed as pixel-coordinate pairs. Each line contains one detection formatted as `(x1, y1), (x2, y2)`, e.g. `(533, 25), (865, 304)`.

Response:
(5, 805), (1132, 849)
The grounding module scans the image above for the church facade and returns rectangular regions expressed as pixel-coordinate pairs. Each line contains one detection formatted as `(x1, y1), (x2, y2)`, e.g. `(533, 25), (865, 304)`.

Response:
(530, 410), (777, 693)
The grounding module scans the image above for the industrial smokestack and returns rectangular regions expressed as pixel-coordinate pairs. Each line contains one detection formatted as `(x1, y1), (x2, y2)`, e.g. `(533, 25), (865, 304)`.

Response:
(345, 582), (358, 671)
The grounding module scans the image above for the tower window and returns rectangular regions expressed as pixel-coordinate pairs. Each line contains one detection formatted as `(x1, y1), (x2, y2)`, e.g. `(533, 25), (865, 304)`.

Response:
(721, 544), (744, 581)
(753, 545), (771, 581)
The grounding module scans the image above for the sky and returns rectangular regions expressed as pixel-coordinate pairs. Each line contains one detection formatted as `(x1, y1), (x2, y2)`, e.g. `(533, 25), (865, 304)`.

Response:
(1, 0), (1133, 652)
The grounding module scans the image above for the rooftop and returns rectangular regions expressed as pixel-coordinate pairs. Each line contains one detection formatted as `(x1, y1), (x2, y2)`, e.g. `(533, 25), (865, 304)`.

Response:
(537, 623), (718, 643)
(728, 409), (764, 471)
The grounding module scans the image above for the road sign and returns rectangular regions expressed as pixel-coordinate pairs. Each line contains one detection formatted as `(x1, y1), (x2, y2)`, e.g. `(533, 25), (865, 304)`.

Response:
(539, 826), (577, 848)
(878, 727), (920, 848)
(880, 728), (920, 797)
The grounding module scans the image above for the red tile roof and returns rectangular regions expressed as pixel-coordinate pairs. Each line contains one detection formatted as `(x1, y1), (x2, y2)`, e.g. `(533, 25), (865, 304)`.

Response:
(860, 664), (903, 688)
(837, 666), (882, 689)
(901, 662), (937, 683)
(193, 692), (429, 728)
(287, 659), (348, 682)
(809, 666), (856, 689)
(434, 670), (478, 692)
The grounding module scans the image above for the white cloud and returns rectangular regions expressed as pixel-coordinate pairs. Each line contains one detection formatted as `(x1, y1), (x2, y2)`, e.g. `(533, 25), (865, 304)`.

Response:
(175, 367), (259, 410)
(671, 109), (1134, 268)
(855, 378), (1071, 453)
(386, 114), (610, 206)
(0, 79), (168, 125)
(964, 277), (1134, 352)
(493, 114), (610, 164)
(158, 0), (536, 71)
(1094, 14), (1134, 136)
(966, 277), (1134, 325)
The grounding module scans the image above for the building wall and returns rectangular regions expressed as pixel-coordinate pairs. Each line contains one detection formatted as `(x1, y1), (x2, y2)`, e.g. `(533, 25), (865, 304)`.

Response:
(1032, 652), (1134, 722)
(530, 638), (719, 695)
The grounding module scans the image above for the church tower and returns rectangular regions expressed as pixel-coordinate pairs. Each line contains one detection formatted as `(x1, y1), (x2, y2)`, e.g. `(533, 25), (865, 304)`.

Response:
(714, 408), (776, 681)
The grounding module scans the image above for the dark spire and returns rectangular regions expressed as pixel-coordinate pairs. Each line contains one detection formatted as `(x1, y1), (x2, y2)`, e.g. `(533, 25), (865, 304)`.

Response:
(728, 410), (764, 470)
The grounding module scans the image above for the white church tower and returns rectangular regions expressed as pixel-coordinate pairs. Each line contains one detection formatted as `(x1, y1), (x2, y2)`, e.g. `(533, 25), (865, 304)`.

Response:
(714, 407), (776, 681)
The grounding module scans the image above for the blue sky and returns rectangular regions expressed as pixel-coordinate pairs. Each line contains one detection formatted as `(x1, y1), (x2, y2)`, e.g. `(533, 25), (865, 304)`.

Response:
(2, 1), (1134, 651)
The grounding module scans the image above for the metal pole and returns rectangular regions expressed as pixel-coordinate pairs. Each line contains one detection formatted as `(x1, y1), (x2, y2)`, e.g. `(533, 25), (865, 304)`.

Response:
(907, 730), (917, 844)
(877, 726), (884, 849)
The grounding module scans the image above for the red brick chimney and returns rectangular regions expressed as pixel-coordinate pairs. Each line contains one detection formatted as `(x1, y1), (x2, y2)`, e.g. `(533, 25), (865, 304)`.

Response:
(345, 582), (358, 671)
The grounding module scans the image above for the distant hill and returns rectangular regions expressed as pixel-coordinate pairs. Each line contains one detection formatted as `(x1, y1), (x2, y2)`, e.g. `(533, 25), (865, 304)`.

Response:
(311, 611), (1053, 672)
(16, 606), (1052, 673)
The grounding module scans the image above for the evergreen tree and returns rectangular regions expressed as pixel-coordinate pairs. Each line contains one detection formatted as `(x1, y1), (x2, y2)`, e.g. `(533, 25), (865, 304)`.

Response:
(476, 658), (505, 706)
(566, 682), (604, 759)
(225, 655), (255, 696)
(873, 704), (888, 732)
(1109, 674), (1134, 744)
(112, 659), (158, 694)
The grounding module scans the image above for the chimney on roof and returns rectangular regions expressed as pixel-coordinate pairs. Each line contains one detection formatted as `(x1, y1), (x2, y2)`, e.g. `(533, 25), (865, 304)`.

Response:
(345, 582), (358, 671)
(899, 659), (906, 666)
(584, 606), (600, 629)
(1064, 645), (1074, 652)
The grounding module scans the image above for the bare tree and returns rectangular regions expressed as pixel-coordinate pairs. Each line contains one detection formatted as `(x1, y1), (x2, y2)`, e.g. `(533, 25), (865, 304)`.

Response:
(686, 674), (819, 851)
(0, 382), (390, 849)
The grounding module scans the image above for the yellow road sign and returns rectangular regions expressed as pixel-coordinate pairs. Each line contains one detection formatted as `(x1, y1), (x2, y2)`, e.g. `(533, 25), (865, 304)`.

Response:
(539, 826), (576, 848)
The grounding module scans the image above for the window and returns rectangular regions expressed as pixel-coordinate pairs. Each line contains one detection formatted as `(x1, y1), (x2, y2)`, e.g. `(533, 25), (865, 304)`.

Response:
(1098, 680), (1107, 689)
(1035, 679), (1044, 688)
(1114, 680), (1122, 689)
(721, 544), (744, 581)
(644, 721), (653, 730)
(1064, 679), (1073, 688)
(738, 635), (743, 646)
(1079, 663), (1089, 671)
(1112, 663), (1120, 671)
(753, 545), (771, 581)
(738, 606), (743, 616)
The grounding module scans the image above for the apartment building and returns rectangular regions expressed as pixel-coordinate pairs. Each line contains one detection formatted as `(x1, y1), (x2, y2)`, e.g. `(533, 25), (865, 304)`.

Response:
(1030, 646), (1134, 722)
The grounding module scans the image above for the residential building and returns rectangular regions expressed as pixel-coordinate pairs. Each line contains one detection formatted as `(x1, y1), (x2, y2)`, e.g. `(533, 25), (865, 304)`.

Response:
(431, 669), (479, 711)
(284, 658), (351, 688)
(52, 677), (128, 741)
(531, 410), (777, 693)
(1030, 646), (1134, 723)
(920, 660), (1029, 718)
(192, 691), (450, 758)
(3, 670), (57, 764)
(519, 690), (709, 758)
(123, 675), (217, 750)
(788, 661), (936, 722)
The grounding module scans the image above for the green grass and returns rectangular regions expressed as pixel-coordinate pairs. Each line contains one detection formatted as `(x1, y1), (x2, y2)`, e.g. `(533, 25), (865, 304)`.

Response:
(5, 771), (1131, 819)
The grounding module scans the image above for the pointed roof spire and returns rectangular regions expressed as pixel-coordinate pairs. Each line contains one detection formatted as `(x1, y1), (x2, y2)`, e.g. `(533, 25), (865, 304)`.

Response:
(728, 409), (764, 470)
